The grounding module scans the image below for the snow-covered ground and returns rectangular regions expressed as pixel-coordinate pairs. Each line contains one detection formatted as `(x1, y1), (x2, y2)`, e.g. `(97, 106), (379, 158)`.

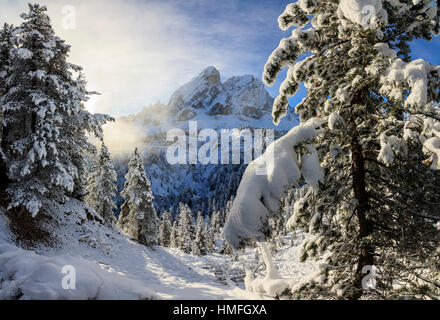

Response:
(0, 206), (319, 300)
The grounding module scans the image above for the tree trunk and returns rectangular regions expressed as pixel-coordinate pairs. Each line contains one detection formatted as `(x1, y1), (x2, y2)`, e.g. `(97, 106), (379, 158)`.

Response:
(347, 97), (374, 300)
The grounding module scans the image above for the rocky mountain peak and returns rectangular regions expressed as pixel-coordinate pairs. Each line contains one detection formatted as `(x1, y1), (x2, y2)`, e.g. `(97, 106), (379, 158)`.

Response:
(167, 67), (275, 121)
(200, 66), (221, 85)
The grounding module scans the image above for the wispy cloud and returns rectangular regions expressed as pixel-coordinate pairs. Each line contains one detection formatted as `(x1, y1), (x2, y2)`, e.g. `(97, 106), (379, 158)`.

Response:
(1, 0), (288, 116)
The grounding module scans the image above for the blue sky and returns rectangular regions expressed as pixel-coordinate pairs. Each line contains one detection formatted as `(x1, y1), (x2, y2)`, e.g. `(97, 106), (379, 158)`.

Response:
(1, 0), (439, 117)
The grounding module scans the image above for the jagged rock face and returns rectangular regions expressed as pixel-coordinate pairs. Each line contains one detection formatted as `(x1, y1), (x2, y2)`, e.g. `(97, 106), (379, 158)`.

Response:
(167, 66), (274, 120)
(222, 75), (272, 119)
(168, 66), (223, 113)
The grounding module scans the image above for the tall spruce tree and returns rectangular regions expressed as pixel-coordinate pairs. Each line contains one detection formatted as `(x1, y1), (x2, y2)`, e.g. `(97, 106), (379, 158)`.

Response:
(211, 209), (222, 236)
(0, 23), (13, 95)
(264, 0), (440, 299)
(191, 211), (207, 256)
(170, 220), (179, 248)
(86, 142), (117, 225)
(158, 210), (172, 247)
(0, 23), (14, 193)
(177, 202), (195, 254)
(0, 4), (111, 216)
(117, 148), (159, 246)
(204, 219), (215, 253)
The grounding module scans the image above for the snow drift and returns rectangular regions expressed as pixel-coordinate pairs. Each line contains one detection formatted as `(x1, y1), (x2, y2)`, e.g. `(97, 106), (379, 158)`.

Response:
(0, 243), (157, 300)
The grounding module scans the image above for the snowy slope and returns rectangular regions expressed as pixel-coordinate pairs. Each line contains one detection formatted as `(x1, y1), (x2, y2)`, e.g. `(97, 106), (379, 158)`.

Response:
(0, 203), (319, 300)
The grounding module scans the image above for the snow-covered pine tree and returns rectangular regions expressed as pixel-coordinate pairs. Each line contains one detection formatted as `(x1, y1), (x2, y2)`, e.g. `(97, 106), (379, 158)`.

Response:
(85, 142), (117, 225)
(170, 220), (179, 248)
(203, 219), (215, 253)
(191, 211), (207, 256)
(0, 23), (13, 95)
(0, 4), (111, 217)
(177, 202), (195, 254)
(263, 0), (440, 299)
(211, 209), (222, 236)
(0, 23), (14, 194)
(117, 148), (159, 246)
(158, 210), (172, 247)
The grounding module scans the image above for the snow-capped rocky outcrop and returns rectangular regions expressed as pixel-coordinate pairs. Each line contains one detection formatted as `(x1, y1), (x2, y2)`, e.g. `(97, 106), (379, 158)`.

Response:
(168, 66), (274, 121)
(127, 66), (294, 131)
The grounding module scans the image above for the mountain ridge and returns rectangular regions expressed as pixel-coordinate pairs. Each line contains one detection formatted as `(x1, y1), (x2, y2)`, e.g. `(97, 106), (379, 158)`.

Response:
(122, 66), (296, 132)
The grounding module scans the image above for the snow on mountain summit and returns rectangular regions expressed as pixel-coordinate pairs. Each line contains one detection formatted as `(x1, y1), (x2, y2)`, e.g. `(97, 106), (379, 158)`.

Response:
(222, 74), (272, 119)
(168, 66), (223, 117)
(121, 66), (297, 134)
(167, 66), (288, 124)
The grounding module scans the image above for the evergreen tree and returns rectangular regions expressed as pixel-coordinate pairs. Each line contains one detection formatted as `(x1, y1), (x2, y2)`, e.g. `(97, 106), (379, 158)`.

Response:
(0, 23), (14, 193)
(177, 202), (195, 253)
(117, 148), (159, 246)
(264, 0), (440, 299)
(85, 142), (117, 225)
(191, 211), (206, 256)
(0, 23), (13, 94)
(0, 4), (111, 216)
(211, 209), (222, 236)
(170, 220), (179, 248)
(203, 220), (215, 253)
(158, 210), (172, 247)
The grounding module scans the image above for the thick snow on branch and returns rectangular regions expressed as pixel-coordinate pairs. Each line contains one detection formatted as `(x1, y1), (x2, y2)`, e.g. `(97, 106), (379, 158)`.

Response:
(380, 59), (440, 108)
(338, 0), (388, 29)
(400, 115), (440, 169)
(377, 133), (403, 166)
(418, 117), (440, 169)
(424, 136), (440, 169)
(224, 119), (325, 249)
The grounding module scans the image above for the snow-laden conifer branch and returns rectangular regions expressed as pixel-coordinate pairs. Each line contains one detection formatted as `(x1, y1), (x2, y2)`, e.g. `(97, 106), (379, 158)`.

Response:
(224, 117), (326, 249)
